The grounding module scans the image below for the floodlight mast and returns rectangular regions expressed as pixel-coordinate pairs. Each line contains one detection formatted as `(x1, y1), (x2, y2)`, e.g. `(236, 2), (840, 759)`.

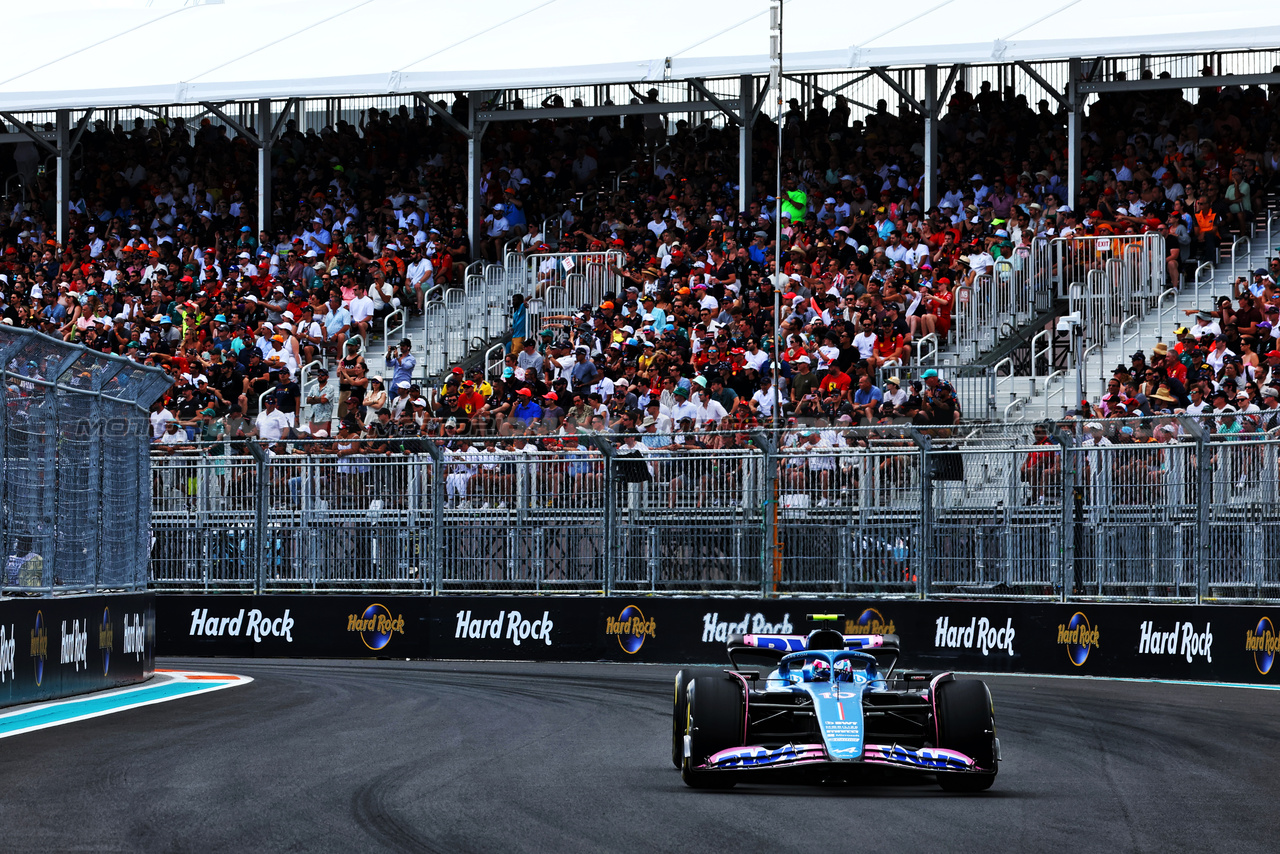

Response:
(770, 0), (783, 431)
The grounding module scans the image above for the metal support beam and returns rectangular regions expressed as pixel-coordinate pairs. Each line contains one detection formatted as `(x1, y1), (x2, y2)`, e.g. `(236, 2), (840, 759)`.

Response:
(738, 74), (753, 213)
(414, 94), (469, 137)
(750, 77), (771, 124)
(0, 112), (58, 156)
(688, 78), (742, 123)
(199, 101), (260, 146)
(871, 67), (923, 114)
(69, 109), (94, 154)
(1016, 61), (1069, 110)
(935, 65), (960, 117)
(257, 98), (272, 238)
(1079, 70), (1280, 94)
(1067, 57), (1082, 211)
(467, 93), (488, 261)
(924, 65), (938, 211)
(55, 110), (70, 244)
(475, 99), (739, 123)
(782, 73), (880, 114)
(270, 98), (297, 142)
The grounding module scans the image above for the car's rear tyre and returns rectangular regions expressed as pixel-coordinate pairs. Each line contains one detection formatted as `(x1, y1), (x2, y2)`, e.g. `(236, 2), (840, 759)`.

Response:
(934, 679), (997, 793)
(680, 675), (743, 789)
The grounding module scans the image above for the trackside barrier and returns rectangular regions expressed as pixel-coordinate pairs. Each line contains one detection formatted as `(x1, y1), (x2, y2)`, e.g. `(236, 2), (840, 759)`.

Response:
(0, 592), (155, 709)
(151, 423), (1280, 602)
(155, 594), (1280, 687)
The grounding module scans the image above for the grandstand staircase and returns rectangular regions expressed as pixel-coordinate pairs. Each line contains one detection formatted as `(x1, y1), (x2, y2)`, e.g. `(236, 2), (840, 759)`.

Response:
(320, 206), (1279, 426)
(998, 209), (1279, 422)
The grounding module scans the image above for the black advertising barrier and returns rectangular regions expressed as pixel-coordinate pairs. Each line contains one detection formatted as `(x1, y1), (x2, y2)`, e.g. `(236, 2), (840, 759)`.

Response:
(0, 592), (155, 709)
(156, 595), (1280, 686)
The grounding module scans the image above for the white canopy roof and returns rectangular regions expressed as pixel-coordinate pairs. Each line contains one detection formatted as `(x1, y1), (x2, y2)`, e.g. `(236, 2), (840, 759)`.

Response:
(4, 0), (1280, 112)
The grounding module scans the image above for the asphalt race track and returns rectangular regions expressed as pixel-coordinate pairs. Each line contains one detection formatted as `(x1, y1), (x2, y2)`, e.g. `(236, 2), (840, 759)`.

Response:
(2, 659), (1277, 853)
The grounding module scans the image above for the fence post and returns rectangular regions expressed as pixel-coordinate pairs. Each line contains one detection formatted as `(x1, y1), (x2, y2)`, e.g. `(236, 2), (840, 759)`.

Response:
(582, 431), (616, 595)
(905, 427), (933, 599)
(751, 430), (779, 597)
(1177, 416), (1211, 602)
(420, 438), (446, 594)
(88, 387), (103, 593)
(40, 386), (58, 592)
(245, 441), (270, 593)
(1052, 426), (1076, 603)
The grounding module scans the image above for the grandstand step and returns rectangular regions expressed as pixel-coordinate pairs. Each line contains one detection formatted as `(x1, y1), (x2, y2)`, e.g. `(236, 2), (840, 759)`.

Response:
(1014, 238), (1277, 420)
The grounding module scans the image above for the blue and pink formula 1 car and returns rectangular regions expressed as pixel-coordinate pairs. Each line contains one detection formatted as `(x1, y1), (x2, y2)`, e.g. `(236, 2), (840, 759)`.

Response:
(673, 615), (1000, 791)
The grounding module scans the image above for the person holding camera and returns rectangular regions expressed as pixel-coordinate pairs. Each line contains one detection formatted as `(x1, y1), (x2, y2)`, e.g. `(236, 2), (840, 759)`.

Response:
(387, 338), (416, 389)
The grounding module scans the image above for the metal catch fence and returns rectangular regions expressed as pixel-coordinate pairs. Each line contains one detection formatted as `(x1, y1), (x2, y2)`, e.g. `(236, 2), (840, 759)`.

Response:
(148, 419), (1280, 603)
(1, 327), (170, 595)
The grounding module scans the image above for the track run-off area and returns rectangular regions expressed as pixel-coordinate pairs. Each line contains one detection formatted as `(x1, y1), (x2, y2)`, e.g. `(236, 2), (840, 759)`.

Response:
(1, 659), (1276, 852)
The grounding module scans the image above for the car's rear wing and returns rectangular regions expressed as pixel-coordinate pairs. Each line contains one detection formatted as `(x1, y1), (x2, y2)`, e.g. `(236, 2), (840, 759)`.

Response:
(738, 633), (900, 652)
(726, 633), (901, 674)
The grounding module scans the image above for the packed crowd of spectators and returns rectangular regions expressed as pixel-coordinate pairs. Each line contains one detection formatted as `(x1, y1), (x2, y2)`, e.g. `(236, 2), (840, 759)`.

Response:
(1, 68), (1278, 467)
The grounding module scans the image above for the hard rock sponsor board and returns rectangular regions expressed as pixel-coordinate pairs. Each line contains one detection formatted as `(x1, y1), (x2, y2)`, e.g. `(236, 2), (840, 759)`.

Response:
(154, 595), (1280, 685)
(0, 592), (154, 710)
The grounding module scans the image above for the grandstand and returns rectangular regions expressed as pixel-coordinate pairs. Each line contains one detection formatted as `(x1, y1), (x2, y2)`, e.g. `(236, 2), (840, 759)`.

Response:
(1, 0), (1279, 599)
(0, 2), (1276, 409)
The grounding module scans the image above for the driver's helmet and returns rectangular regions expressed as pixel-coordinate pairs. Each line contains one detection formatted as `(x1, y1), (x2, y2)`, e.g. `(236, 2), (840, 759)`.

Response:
(833, 658), (853, 682)
(804, 658), (831, 682)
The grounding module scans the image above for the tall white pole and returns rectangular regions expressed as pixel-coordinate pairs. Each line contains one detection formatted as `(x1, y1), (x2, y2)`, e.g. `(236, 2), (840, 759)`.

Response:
(770, 0), (783, 431)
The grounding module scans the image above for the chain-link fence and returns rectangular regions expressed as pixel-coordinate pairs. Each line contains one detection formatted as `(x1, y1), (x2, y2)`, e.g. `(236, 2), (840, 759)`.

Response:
(146, 418), (1280, 603)
(0, 327), (170, 595)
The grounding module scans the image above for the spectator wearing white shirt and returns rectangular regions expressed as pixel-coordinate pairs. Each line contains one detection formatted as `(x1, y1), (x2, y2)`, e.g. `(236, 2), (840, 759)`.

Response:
(694, 387), (729, 426)
(406, 247), (433, 311)
(750, 376), (778, 419)
(852, 319), (878, 363)
(348, 283), (375, 343)
(253, 396), (291, 442)
(481, 203), (510, 263)
(881, 377), (908, 407)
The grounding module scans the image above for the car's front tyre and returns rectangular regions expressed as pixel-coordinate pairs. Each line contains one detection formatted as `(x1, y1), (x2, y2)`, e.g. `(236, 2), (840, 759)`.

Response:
(680, 675), (743, 789)
(933, 679), (998, 793)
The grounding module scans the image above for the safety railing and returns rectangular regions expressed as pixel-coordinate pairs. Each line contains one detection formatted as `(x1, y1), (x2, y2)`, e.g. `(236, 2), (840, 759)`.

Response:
(914, 333), (939, 365)
(444, 288), (467, 366)
(1193, 261), (1214, 308)
(1041, 370), (1066, 419)
(525, 251), (624, 301)
(1051, 234), (1164, 301)
(149, 421), (1280, 601)
(297, 358), (326, 430)
(1030, 328), (1053, 381)
(422, 302), (448, 379)
(484, 342), (506, 381)
(1155, 288), (1179, 343)
(1119, 314), (1140, 361)
(383, 308), (407, 350)
(1230, 235), (1250, 284)
(873, 364), (997, 421)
